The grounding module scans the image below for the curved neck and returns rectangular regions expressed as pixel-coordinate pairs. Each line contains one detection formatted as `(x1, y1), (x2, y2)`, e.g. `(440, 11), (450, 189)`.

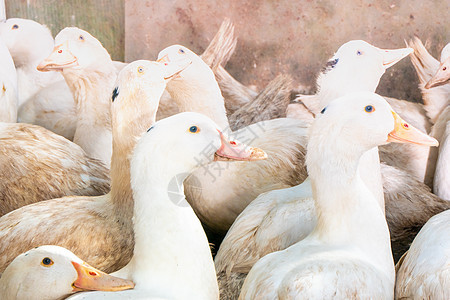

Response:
(127, 160), (216, 296)
(306, 133), (392, 268)
(109, 87), (161, 221)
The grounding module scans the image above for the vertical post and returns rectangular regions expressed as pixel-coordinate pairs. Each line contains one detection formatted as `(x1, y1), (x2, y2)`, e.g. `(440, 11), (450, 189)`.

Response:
(0, 0), (5, 21)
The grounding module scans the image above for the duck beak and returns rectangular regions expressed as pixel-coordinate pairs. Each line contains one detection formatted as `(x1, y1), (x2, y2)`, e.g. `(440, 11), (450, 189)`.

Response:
(214, 130), (267, 161)
(71, 261), (135, 292)
(161, 58), (192, 81)
(381, 47), (413, 69)
(387, 111), (438, 146)
(425, 57), (450, 89)
(37, 41), (79, 72)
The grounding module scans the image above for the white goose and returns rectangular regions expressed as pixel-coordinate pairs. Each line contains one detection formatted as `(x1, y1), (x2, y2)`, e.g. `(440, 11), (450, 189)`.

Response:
(37, 27), (115, 167)
(239, 92), (438, 299)
(67, 112), (266, 299)
(0, 37), (18, 123)
(0, 245), (134, 300)
(158, 44), (310, 234)
(395, 209), (450, 299)
(0, 59), (188, 273)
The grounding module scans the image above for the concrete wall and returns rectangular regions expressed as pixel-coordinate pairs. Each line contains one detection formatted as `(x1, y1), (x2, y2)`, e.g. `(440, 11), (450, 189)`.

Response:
(125, 0), (449, 101)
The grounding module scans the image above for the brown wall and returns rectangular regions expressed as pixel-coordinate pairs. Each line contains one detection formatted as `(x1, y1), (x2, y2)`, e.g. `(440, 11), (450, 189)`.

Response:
(125, 0), (449, 101)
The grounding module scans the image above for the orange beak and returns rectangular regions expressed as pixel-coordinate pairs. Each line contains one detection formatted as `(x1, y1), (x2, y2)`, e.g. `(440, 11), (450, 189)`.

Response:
(37, 41), (79, 72)
(71, 261), (135, 292)
(387, 111), (438, 146)
(214, 130), (267, 161)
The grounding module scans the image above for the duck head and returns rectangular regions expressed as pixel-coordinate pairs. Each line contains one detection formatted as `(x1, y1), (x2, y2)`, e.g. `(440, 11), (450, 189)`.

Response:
(317, 40), (413, 100)
(157, 45), (218, 91)
(312, 92), (438, 155)
(425, 43), (450, 89)
(0, 18), (54, 67)
(0, 245), (135, 300)
(132, 112), (267, 179)
(37, 27), (111, 75)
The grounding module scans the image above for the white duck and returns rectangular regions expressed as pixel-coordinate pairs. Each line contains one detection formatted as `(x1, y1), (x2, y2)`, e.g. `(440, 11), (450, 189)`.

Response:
(67, 112), (266, 299)
(0, 245), (134, 300)
(37, 27), (114, 167)
(239, 92), (438, 299)
(215, 92), (440, 299)
(0, 37), (18, 122)
(158, 44), (310, 234)
(408, 38), (450, 199)
(395, 209), (450, 299)
(0, 59), (189, 273)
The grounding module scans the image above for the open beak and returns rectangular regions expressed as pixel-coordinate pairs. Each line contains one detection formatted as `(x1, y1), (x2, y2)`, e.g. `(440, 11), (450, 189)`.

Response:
(71, 261), (135, 292)
(425, 57), (450, 89)
(214, 130), (267, 161)
(156, 55), (192, 81)
(381, 47), (413, 69)
(387, 111), (438, 146)
(37, 41), (79, 72)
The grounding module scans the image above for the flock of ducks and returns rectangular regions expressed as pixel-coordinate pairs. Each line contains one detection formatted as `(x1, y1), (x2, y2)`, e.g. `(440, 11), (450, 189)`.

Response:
(0, 17), (448, 300)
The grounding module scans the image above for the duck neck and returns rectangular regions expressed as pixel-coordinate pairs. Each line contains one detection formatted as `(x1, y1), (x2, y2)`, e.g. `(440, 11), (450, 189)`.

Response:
(62, 63), (115, 166)
(166, 77), (230, 130)
(109, 87), (161, 221)
(127, 162), (215, 294)
(423, 84), (450, 124)
(306, 135), (392, 268)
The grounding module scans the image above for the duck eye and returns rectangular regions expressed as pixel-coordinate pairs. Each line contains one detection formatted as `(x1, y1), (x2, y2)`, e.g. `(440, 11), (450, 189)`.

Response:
(79, 35), (84, 41)
(12, 24), (19, 30)
(137, 66), (144, 73)
(189, 126), (199, 133)
(179, 48), (185, 54)
(364, 105), (375, 113)
(356, 50), (363, 56)
(443, 66), (447, 71)
(41, 257), (54, 267)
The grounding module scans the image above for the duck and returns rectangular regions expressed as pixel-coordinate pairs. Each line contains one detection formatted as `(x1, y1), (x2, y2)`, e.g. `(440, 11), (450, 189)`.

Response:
(238, 92), (438, 299)
(215, 41), (443, 298)
(0, 59), (190, 273)
(0, 245), (135, 300)
(158, 44), (310, 234)
(0, 26), (110, 217)
(66, 112), (266, 299)
(0, 37), (18, 123)
(37, 27), (115, 167)
(0, 18), (76, 140)
(394, 209), (450, 299)
(408, 37), (450, 199)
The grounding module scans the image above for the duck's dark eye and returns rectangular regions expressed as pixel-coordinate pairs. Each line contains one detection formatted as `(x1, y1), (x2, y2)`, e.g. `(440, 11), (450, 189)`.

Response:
(12, 24), (19, 30)
(357, 50), (363, 56)
(320, 107), (327, 114)
(364, 105), (374, 113)
(189, 126), (199, 133)
(79, 35), (84, 41)
(179, 48), (185, 54)
(112, 86), (119, 102)
(443, 66), (447, 71)
(137, 66), (144, 73)
(41, 257), (54, 267)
